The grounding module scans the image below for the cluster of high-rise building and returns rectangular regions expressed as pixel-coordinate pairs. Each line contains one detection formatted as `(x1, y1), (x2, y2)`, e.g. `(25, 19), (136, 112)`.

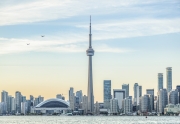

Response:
(0, 91), (47, 115)
(67, 67), (180, 115)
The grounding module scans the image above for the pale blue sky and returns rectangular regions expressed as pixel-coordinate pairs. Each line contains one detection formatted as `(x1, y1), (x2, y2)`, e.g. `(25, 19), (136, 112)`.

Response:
(0, 0), (180, 101)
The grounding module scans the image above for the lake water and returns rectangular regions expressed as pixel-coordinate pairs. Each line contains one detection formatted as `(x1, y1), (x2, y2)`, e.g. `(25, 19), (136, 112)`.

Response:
(0, 116), (179, 124)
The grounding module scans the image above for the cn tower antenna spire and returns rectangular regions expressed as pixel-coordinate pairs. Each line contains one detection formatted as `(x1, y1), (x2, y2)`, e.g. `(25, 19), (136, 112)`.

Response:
(90, 15), (91, 26)
(89, 15), (92, 48)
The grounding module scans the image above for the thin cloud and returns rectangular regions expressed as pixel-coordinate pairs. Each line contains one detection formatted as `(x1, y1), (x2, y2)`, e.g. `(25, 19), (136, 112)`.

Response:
(0, 0), (177, 26)
(0, 37), (129, 55)
(77, 18), (180, 40)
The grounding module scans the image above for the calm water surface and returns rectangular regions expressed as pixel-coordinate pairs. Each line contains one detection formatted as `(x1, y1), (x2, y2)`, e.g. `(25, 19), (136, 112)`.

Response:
(0, 116), (179, 124)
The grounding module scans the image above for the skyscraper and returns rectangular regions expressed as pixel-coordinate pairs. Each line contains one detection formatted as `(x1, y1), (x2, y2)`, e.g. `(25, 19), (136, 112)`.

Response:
(122, 97), (132, 114)
(15, 91), (22, 113)
(76, 90), (83, 103)
(8, 95), (12, 113)
(147, 94), (154, 112)
(82, 95), (88, 114)
(157, 89), (168, 113)
(133, 83), (139, 105)
(122, 84), (129, 98)
(30, 95), (34, 106)
(139, 95), (149, 113)
(113, 89), (126, 109)
(139, 86), (142, 97)
(104, 80), (111, 109)
(168, 89), (178, 105)
(86, 16), (94, 113)
(158, 73), (163, 91)
(11, 97), (16, 113)
(110, 98), (118, 115)
(94, 101), (100, 115)
(176, 85), (180, 103)
(146, 89), (154, 110)
(69, 87), (75, 110)
(1, 90), (8, 113)
(166, 67), (172, 92)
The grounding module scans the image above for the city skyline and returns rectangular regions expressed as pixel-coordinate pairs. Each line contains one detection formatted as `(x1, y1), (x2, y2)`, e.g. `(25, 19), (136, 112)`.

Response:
(0, 0), (180, 102)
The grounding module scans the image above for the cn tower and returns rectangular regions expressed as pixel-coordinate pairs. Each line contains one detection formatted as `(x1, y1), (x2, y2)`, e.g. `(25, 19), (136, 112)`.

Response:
(86, 16), (94, 113)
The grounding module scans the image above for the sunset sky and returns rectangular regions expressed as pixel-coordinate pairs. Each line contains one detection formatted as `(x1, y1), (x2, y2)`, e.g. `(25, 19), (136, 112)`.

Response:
(0, 0), (180, 102)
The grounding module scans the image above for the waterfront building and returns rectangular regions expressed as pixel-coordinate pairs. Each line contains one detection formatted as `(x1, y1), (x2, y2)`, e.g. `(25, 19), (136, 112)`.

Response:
(82, 95), (88, 114)
(103, 80), (111, 109)
(166, 67), (172, 92)
(98, 103), (104, 109)
(122, 97), (132, 114)
(8, 95), (12, 113)
(157, 89), (168, 113)
(168, 89), (178, 105)
(154, 100), (157, 112)
(11, 97), (16, 114)
(113, 89), (126, 109)
(21, 102), (27, 114)
(1, 90), (8, 113)
(86, 16), (95, 113)
(76, 90), (83, 103)
(34, 98), (70, 114)
(139, 95), (149, 113)
(122, 84), (129, 98)
(176, 85), (180, 103)
(158, 73), (163, 91)
(26, 100), (31, 113)
(15, 91), (22, 113)
(69, 87), (75, 110)
(75, 96), (80, 110)
(147, 94), (154, 112)
(0, 102), (7, 114)
(146, 89), (154, 110)
(30, 95), (34, 106)
(133, 83), (139, 106)
(94, 101), (99, 115)
(110, 98), (118, 115)
(164, 104), (180, 114)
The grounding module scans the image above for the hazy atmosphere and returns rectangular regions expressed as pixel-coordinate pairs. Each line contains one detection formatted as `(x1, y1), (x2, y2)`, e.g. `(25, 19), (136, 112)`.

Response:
(0, 0), (180, 102)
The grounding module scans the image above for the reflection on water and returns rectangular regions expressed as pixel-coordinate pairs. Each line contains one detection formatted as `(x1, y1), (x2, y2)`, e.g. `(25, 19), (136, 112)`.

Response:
(0, 116), (179, 124)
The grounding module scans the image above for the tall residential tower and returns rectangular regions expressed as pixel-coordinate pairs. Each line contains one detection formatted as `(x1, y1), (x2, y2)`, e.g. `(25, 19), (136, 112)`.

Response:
(122, 84), (129, 98)
(158, 73), (163, 91)
(86, 16), (94, 113)
(166, 67), (172, 92)
(103, 80), (111, 109)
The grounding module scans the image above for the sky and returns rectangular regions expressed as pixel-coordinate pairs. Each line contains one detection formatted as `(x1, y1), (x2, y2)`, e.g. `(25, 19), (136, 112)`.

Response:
(0, 0), (180, 102)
